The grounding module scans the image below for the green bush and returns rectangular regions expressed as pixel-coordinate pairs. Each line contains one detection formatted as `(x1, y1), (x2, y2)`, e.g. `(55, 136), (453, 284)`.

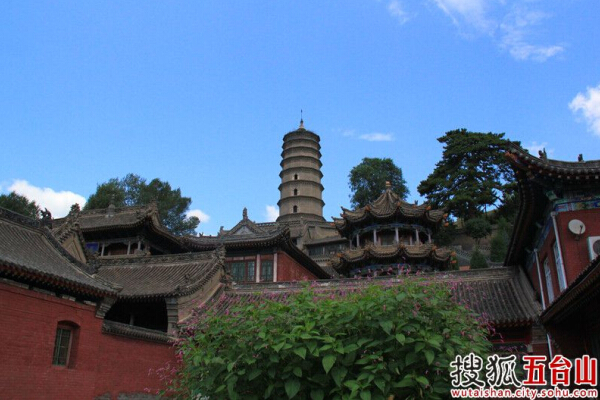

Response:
(470, 247), (489, 269)
(169, 280), (490, 399)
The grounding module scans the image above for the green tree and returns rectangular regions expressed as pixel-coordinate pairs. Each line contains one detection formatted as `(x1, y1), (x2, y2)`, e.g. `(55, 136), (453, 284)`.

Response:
(84, 174), (200, 235)
(417, 129), (518, 220)
(349, 157), (409, 208)
(168, 281), (490, 399)
(464, 217), (492, 245)
(432, 222), (456, 247)
(0, 192), (40, 219)
(490, 218), (511, 262)
(470, 247), (488, 269)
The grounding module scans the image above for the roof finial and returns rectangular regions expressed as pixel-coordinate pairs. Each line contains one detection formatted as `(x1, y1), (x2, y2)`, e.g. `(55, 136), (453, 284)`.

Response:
(299, 109), (304, 129)
(385, 181), (392, 190)
(243, 207), (248, 220)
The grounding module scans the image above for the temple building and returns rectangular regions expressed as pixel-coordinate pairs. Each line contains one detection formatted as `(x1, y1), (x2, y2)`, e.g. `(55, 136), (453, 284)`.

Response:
(4, 118), (600, 398)
(273, 119), (349, 270)
(505, 145), (600, 359)
(330, 182), (453, 277)
(277, 118), (325, 224)
(183, 208), (331, 282)
(53, 202), (187, 258)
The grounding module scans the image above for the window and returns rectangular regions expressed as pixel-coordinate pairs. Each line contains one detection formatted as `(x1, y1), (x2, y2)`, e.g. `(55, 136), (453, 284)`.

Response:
(294, 174), (298, 180)
(52, 325), (74, 367)
(260, 260), (274, 282)
(294, 188), (298, 196)
(293, 205), (298, 213)
(553, 241), (566, 291)
(544, 259), (554, 303)
(229, 261), (255, 282)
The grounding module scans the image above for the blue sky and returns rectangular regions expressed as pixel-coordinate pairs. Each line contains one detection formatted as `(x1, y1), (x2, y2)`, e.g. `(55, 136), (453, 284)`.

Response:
(1, 1), (599, 235)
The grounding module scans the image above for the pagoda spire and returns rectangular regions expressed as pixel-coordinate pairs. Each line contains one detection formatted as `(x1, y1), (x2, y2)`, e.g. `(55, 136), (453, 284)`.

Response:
(299, 109), (304, 129)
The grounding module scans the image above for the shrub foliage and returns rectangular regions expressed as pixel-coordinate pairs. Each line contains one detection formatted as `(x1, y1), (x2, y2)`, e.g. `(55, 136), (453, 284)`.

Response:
(170, 279), (490, 399)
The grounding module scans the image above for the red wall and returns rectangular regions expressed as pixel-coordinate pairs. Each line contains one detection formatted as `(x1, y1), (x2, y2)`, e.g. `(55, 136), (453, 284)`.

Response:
(531, 209), (600, 306)
(556, 209), (600, 281)
(0, 282), (175, 400)
(276, 251), (317, 282)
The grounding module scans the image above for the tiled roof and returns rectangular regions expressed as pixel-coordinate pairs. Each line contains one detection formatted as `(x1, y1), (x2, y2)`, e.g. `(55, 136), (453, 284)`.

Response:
(329, 243), (452, 272)
(334, 188), (445, 233)
(203, 267), (539, 327)
(53, 203), (186, 254)
(54, 204), (156, 231)
(506, 144), (600, 176)
(0, 208), (117, 297)
(185, 209), (286, 250)
(102, 320), (173, 343)
(95, 250), (223, 299)
(540, 255), (600, 324)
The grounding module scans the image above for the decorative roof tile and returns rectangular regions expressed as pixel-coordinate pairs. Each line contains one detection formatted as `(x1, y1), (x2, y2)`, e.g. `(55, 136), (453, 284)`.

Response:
(334, 188), (445, 233)
(0, 208), (117, 297)
(329, 243), (452, 271)
(54, 204), (157, 231)
(95, 250), (224, 299)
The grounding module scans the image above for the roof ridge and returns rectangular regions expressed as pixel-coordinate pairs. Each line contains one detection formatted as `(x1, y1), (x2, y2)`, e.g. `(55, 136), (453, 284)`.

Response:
(96, 251), (216, 266)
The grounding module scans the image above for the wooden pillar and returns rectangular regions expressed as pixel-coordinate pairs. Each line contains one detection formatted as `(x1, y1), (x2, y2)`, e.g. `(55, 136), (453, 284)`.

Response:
(394, 227), (399, 244)
(373, 229), (377, 245)
(356, 235), (360, 247)
(100, 243), (106, 257)
(165, 297), (179, 335)
(414, 228), (420, 245)
(273, 251), (278, 282)
(255, 254), (261, 283)
(127, 241), (132, 255)
(427, 232), (432, 244)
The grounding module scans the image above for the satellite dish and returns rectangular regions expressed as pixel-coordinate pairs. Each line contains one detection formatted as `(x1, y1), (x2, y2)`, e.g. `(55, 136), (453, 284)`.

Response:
(568, 219), (586, 236)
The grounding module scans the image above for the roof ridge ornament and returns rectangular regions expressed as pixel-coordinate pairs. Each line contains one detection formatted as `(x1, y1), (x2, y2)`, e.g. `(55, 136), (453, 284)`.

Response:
(299, 109), (304, 129)
(243, 207), (248, 220)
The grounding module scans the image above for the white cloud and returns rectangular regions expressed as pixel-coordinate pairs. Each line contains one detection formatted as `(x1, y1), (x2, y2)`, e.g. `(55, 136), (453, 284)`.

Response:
(426, 1), (563, 62)
(569, 84), (600, 137)
(359, 133), (394, 142)
(342, 129), (356, 137)
(432, 0), (493, 32)
(8, 180), (86, 218)
(499, 8), (563, 62)
(265, 205), (279, 222)
(525, 141), (554, 158)
(388, 1), (411, 24)
(187, 208), (211, 223)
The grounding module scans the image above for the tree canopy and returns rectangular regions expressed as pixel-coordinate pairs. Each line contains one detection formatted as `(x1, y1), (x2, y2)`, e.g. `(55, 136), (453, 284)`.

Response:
(168, 281), (490, 399)
(85, 174), (199, 235)
(464, 217), (492, 244)
(417, 129), (519, 221)
(0, 192), (40, 219)
(349, 157), (409, 208)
